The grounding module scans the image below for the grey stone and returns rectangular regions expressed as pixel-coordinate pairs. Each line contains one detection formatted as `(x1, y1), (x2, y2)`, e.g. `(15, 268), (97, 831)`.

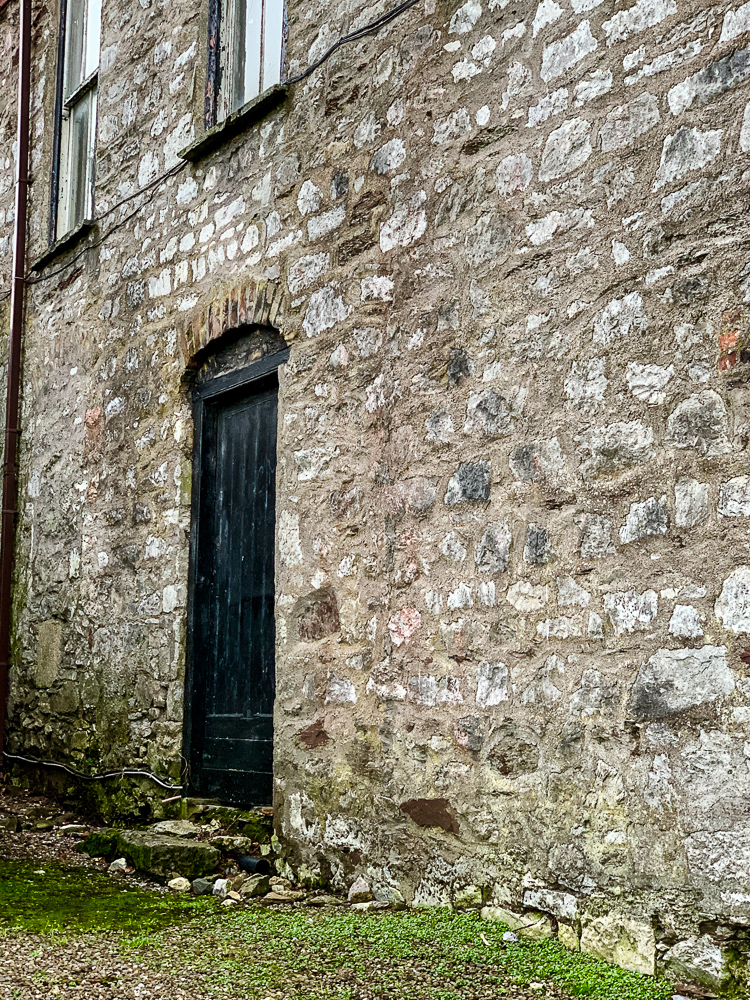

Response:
(475, 522), (511, 574)
(604, 590), (658, 635)
(539, 118), (592, 182)
(675, 478), (709, 528)
(715, 566), (750, 633)
(668, 45), (750, 115)
(663, 936), (728, 990)
(718, 476), (750, 518)
(524, 524), (551, 564)
(348, 876), (374, 903)
(580, 515), (615, 559)
(523, 888), (578, 922)
(578, 421), (654, 479)
(666, 391), (730, 456)
(464, 390), (512, 437)
(630, 645), (733, 718)
(444, 462), (491, 504)
(191, 877), (213, 895)
(509, 439), (564, 483)
(619, 496), (668, 544)
(116, 830), (220, 880)
(239, 874), (270, 898)
(151, 819), (199, 837)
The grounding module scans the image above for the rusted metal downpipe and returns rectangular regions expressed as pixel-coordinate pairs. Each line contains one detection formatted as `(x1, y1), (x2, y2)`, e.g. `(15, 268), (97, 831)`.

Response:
(0, 0), (32, 766)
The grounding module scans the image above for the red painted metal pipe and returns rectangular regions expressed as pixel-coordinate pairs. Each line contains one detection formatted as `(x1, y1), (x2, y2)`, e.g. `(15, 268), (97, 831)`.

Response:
(0, 0), (31, 766)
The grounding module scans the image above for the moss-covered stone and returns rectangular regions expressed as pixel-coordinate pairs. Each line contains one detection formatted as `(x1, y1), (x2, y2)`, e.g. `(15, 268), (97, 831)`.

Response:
(116, 830), (220, 879)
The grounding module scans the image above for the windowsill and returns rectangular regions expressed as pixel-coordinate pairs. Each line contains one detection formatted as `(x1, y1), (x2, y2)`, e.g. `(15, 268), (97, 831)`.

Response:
(30, 218), (96, 272)
(179, 84), (288, 163)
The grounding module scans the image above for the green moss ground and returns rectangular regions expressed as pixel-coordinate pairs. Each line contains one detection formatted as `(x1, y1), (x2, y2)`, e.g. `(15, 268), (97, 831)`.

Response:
(0, 857), (676, 999)
(0, 856), (211, 933)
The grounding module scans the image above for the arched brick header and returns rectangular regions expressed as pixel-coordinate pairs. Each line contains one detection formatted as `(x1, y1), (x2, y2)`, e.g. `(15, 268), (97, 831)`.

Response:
(180, 279), (284, 370)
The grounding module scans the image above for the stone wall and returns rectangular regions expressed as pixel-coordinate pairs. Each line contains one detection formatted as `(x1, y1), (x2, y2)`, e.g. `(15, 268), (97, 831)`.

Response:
(3, 0), (750, 988)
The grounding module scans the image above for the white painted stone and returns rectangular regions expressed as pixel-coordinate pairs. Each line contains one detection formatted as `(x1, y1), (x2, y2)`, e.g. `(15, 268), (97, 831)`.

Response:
(716, 566), (750, 633)
(557, 576), (591, 608)
(476, 660), (509, 706)
(371, 138), (406, 175)
(325, 674), (357, 704)
(448, 583), (473, 609)
(527, 88), (568, 128)
(721, 2), (750, 43)
(619, 496), (668, 544)
(669, 605), (703, 638)
(297, 180), (322, 216)
(507, 581), (547, 613)
(654, 128), (722, 190)
(599, 93), (660, 152)
(631, 646), (733, 717)
(288, 252), (330, 295)
(574, 68), (613, 106)
(537, 616), (583, 639)
(625, 362), (673, 404)
(580, 913), (655, 976)
(302, 286), (351, 338)
(495, 153), (533, 197)
(602, 0), (677, 46)
(449, 0), (482, 34)
(307, 205), (346, 241)
(666, 391), (730, 457)
(541, 21), (597, 82)
(442, 532), (467, 562)
(278, 511), (303, 567)
(604, 590), (658, 635)
(564, 358), (607, 411)
(409, 674), (462, 706)
(432, 109), (472, 144)
(380, 192), (427, 251)
(718, 476), (750, 517)
(593, 292), (649, 345)
(360, 275), (394, 302)
(742, 101), (750, 153)
(532, 0), (562, 37)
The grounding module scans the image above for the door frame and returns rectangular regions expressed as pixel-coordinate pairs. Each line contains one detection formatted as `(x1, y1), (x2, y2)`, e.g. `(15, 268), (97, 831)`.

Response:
(183, 345), (289, 801)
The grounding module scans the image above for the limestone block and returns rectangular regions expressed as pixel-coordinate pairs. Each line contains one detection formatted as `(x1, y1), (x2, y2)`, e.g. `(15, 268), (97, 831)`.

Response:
(117, 830), (220, 880)
(580, 913), (655, 976)
(558, 923), (580, 952)
(480, 906), (553, 940)
(523, 888), (578, 922)
(630, 645), (733, 718)
(454, 885), (484, 909)
(35, 620), (63, 689)
(663, 935), (728, 991)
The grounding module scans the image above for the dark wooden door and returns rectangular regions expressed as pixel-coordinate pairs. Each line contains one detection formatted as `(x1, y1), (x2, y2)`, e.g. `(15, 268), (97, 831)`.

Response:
(189, 370), (278, 805)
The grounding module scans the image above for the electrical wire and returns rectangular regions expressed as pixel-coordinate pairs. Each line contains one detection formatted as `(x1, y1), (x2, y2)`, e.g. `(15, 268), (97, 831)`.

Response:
(4, 751), (182, 791)
(0, 0), (423, 294)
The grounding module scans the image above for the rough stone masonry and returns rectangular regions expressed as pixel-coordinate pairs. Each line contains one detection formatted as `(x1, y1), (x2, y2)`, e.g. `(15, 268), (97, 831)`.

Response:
(1, 0), (750, 989)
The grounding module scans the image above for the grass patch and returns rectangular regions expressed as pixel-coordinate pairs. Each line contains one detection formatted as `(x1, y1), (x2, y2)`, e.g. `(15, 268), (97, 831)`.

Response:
(135, 908), (674, 1000)
(0, 857), (211, 934)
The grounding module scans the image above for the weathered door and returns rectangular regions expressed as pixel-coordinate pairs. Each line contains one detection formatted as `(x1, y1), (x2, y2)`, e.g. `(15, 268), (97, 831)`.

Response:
(188, 366), (279, 805)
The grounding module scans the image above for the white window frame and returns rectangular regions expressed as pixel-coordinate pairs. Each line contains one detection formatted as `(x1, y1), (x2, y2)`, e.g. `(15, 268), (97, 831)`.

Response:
(217, 0), (285, 121)
(56, 0), (101, 239)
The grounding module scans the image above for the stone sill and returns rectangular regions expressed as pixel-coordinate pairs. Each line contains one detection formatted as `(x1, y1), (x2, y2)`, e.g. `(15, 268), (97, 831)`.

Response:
(179, 85), (288, 163)
(30, 219), (96, 272)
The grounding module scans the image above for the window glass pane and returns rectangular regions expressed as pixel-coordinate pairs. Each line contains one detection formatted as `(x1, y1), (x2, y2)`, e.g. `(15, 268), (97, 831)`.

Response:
(65, 0), (86, 96)
(67, 93), (91, 230)
(85, 0), (101, 78)
(241, 0), (263, 105)
(229, 0), (247, 112)
(262, 0), (284, 92)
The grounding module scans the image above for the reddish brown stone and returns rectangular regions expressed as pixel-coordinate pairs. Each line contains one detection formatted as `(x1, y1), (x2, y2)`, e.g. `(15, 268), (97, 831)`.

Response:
(400, 798), (460, 835)
(298, 720), (330, 749)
